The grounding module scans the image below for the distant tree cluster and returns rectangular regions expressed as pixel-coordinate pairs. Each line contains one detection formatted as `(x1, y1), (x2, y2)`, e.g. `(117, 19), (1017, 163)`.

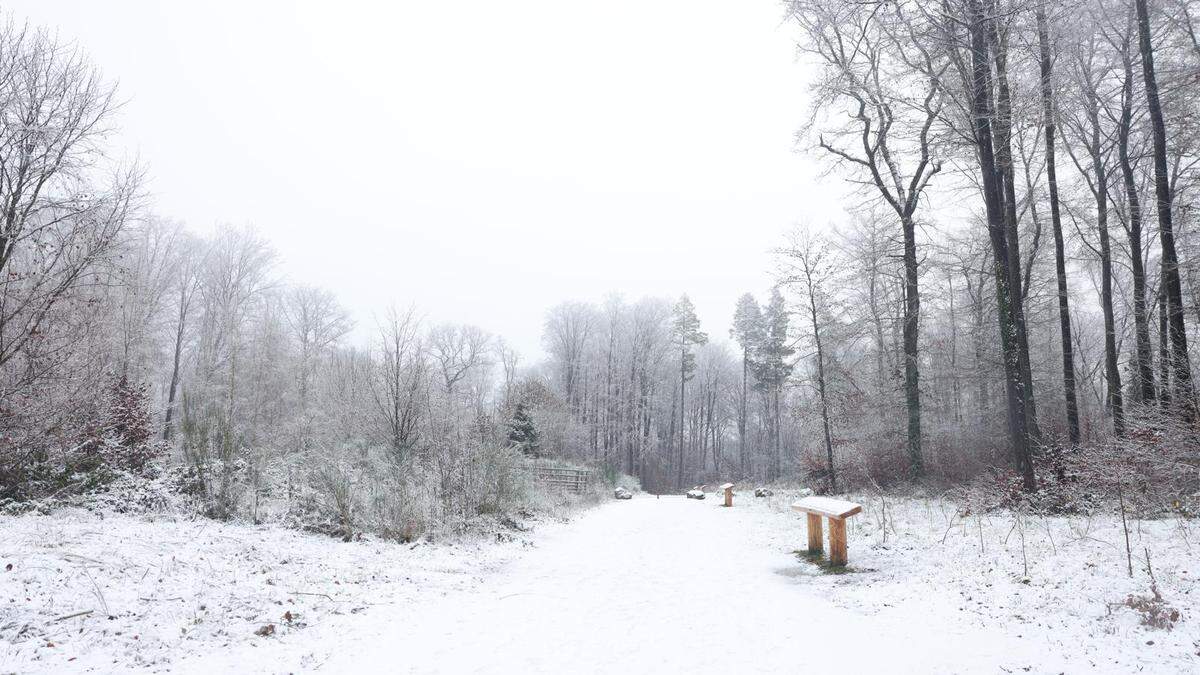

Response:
(531, 293), (799, 492)
(0, 15), (541, 535)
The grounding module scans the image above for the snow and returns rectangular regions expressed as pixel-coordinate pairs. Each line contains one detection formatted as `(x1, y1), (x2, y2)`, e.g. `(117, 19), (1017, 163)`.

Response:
(314, 494), (1198, 674)
(0, 508), (547, 673)
(789, 494), (862, 518)
(3, 492), (1198, 673)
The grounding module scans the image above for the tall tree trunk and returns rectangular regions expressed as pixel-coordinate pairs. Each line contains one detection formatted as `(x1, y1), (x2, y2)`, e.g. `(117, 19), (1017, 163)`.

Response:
(806, 273), (837, 492)
(1085, 87), (1125, 436)
(678, 352), (686, 489)
(1159, 277), (1172, 406)
(968, 268), (990, 423)
(1118, 22), (1156, 405)
(1037, 9), (1081, 444)
(901, 216), (923, 477)
(774, 387), (783, 481)
(949, 272), (962, 424)
(1136, 0), (1195, 417)
(989, 14), (1041, 444)
(668, 393), (678, 489)
(740, 350), (748, 477)
(163, 297), (188, 441)
(968, 0), (1036, 490)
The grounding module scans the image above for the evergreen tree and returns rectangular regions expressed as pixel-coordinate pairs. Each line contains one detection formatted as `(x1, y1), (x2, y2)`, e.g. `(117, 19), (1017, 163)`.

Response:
(731, 293), (764, 477)
(78, 377), (163, 475)
(506, 403), (541, 458)
(752, 288), (794, 481)
(671, 295), (707, 487)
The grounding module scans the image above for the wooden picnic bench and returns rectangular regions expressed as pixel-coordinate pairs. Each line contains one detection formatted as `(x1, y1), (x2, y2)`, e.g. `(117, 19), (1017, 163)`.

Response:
(792, 496), (862, 566)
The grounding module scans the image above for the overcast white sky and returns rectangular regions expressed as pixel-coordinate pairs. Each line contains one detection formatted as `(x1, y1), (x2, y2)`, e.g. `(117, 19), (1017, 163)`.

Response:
(12, 0), (845, 360)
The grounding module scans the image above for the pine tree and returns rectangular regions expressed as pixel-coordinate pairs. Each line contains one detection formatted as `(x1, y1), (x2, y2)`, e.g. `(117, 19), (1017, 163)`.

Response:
(506, 403), (541, 458)
(78, 377), (162, 475)
(731, 293), (764, 477)
(672, 295), (707, 487)
(752, 288), (794, 481)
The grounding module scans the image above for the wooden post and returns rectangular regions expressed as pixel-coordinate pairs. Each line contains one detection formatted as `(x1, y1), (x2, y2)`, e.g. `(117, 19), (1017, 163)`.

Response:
(807, 513), (824, 554)
(829, 517), (848, 566)
(721, 483), (734, 507)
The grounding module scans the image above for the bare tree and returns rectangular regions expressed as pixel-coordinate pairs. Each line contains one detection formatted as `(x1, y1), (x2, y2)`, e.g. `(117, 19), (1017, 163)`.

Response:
(543, 301), (595, 412)
(284, 285), (352, 409)
(789, 0), (946, 477)
(162, 232), (206, 440)
(1036, 7), (1083, 443)
(1136, 0), (1195, 416)
(779, 227), (838, 492)
(428, 323), (491, 395)
(372, 306), (426, 461)
(1062, 11), (1125, 436)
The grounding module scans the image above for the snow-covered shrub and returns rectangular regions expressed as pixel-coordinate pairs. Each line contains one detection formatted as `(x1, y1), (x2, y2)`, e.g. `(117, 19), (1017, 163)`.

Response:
(600, 464), (641, 493)
(362, 460), (437, 543)
(177, 394), (250, 520)
(470, 444), (534, 515)
(950, 404), (1200, 517)
(71, 378), (168, 483)
(304, 453), (360, 538)
(1119, 591), (1181, 630)
(66, 465), (199, 514)
(1, 375), (170, 505)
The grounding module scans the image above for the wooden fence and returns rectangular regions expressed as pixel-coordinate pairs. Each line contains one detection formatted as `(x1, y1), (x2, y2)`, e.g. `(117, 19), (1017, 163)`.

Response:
(525, 464), (592, 494)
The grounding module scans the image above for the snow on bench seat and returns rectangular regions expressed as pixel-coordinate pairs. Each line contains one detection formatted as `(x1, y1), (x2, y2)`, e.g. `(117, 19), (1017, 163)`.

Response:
(790, 496), (862, 520)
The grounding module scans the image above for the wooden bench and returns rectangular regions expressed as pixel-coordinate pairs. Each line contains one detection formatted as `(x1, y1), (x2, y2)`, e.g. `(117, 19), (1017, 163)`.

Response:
(792, 496), (862, 566)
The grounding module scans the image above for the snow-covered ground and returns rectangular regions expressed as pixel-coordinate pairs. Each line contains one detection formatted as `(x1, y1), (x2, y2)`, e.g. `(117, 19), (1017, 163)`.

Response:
(0, 508), (552, 673)
(3, 492), (1198, 673)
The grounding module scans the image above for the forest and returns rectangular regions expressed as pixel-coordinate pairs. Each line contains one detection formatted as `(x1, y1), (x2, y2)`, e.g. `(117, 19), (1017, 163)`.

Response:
(4, 1), (1200, 672)
(2, 0), (1200, 538)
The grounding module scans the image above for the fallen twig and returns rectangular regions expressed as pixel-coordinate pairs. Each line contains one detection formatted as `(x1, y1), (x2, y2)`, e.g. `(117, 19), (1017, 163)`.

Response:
(290, 591), (335, 601)
(52, 610), (93, 622)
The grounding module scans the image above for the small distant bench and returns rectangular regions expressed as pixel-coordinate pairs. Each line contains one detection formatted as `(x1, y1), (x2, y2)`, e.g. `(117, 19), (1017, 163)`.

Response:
(792, 496), (862, 566)
(720, 483), (735, 507)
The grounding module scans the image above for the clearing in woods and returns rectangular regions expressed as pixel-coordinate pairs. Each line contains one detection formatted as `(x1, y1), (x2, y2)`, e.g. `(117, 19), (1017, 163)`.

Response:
(309, 495), (1059, 674)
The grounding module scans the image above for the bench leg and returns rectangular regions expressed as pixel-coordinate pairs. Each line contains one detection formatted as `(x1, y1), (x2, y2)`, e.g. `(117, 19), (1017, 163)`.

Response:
(829, 517), (848, 566)
(806, 514), (823, 554)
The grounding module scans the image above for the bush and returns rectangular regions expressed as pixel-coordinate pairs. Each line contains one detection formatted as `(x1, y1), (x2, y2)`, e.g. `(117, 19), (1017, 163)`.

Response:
(0, 376), (168, 503)
(601, 465), (642, 493)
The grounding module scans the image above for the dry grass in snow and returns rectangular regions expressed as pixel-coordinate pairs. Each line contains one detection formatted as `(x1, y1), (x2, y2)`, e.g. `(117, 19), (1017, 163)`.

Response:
(0, 508), (549, 673)
(3, 491), (1199, 673)
(751, 489), (1200, 671)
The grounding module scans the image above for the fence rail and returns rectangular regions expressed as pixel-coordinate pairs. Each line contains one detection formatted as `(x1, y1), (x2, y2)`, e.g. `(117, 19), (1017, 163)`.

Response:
(524, 465), (592, 494)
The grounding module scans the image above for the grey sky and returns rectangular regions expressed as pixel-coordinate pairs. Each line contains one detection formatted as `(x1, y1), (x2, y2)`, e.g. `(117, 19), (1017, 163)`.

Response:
(12, 0), (844, 359)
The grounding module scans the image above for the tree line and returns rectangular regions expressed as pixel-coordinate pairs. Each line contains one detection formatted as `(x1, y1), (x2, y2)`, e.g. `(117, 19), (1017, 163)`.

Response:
(0, 17), (556, 532)
(5, 0), (1200, 519)
(535, 0), (1200, 501)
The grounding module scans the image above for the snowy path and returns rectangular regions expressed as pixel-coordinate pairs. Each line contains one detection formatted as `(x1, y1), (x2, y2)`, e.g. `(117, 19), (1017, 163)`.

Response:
(321, 495), (1058, 674)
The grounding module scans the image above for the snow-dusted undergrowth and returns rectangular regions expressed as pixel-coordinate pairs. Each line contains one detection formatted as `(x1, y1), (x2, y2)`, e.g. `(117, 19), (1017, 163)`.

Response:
(2, 490), (1197, 673)
(0, 508), (556, 673)
(751, 489), (1200, 671)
